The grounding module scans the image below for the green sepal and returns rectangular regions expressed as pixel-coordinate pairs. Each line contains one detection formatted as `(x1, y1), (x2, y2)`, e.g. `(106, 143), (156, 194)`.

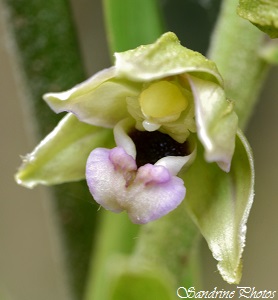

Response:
(115, 32), (224, 85)
(15, 113), (114, 188)
(237, 0), (278, 38)
(181, 130), (254, 284)
(44, 68), (142, 128)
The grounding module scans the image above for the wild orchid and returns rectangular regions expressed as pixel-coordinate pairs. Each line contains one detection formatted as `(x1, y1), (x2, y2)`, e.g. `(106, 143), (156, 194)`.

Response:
(15, 32), (254, 284)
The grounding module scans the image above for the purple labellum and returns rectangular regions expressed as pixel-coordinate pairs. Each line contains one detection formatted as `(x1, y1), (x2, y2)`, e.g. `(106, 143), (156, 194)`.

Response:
(86, 146), (186, 224)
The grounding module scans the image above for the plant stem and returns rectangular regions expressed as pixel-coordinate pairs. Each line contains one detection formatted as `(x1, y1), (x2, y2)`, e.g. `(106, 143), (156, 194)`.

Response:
(132, 203), (201, 288)
(207, 0), (269, 129)
(84, 212), (139, 300)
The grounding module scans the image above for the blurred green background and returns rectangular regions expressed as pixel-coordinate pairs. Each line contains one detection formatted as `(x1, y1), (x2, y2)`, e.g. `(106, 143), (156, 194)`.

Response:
(0, 0), (277, 299)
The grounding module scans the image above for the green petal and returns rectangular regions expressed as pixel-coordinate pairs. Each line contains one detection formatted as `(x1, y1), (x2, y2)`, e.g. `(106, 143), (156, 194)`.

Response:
(237, 0), (278, 38)
(188, 74), (238, 172)
(44, 67), (141, 127)
(115, 32), (223, 85)
(15, 113), (114, 188)
(182, 130), (254, 284)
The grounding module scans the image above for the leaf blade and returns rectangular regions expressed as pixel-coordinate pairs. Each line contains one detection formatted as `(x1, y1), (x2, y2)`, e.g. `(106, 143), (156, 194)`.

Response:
(103, 0), (165, 54)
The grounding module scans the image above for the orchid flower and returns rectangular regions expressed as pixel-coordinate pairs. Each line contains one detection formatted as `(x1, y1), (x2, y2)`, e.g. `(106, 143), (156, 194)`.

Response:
(15, 32), (254, 284)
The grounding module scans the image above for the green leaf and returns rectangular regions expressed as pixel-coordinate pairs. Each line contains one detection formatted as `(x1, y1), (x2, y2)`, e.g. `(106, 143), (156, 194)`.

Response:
(182, 130), (254, 284)
(237, 0), (278, 38)
(15, 113), (114, 188)
(103, 0), (164, 54)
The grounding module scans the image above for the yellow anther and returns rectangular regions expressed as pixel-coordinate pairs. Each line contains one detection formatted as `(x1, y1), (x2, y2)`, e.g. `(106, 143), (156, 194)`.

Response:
(139, 81), (188, 119)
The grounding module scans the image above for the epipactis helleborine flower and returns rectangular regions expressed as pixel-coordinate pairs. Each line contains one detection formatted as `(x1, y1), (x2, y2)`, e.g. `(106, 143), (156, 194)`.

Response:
(17, 32), (237, 222)
(15, 32), (254, 284)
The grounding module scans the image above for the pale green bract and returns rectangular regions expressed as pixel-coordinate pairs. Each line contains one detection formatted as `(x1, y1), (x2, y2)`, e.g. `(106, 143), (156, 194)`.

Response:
(15, 32), (254, 284)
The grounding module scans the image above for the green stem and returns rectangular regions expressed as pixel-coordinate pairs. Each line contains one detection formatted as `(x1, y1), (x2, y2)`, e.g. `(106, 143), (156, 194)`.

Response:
(84, 212), (139, 300)
(132, 202), (201, 288)
(207, 0), (269, 129)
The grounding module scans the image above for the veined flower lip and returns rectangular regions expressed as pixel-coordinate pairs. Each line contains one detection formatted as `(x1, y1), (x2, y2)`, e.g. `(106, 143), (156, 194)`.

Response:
(86, 145), (189, 224)
(86, 118), (196, 224)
